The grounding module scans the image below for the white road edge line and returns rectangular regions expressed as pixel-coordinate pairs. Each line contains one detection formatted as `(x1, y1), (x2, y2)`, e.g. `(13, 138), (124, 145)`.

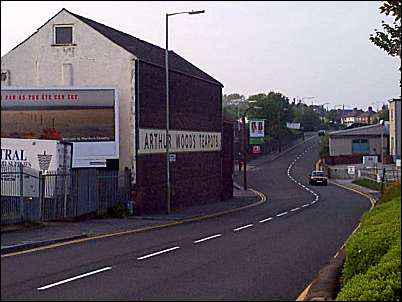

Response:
(194, 234), (222, 244)
(37, 267), (112, 291)
(259, 217), (273, 223)
(234, 224), (253, 232)
(291, 207), (301, 212)
(276, 211), (288, 217)
(137, 246), (180, 260)
(302, 204), (310, 208)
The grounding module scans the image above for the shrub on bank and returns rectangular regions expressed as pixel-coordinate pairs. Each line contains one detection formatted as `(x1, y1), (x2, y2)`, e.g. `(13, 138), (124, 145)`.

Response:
(382, 181), (401, 203)
(336, 241), (401, 301)
(336, 197), (401, 301)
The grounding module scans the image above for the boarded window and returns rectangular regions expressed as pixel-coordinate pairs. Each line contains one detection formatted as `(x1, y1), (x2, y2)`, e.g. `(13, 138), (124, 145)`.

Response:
(55, 26), (73, 44)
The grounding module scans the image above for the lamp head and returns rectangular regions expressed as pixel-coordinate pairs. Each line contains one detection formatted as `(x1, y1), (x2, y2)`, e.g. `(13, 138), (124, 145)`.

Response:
(189, 10), (205, 14)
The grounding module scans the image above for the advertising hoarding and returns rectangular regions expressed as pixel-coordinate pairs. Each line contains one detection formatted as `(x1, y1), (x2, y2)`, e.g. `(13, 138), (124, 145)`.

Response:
(249, 119), (265, 145)
(286, 122), (301, 130)
(1, 87), (119, 168)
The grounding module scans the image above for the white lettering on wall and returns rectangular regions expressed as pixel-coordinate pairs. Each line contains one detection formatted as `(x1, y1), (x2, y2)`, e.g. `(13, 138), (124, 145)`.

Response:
(138, 129), (221, 154)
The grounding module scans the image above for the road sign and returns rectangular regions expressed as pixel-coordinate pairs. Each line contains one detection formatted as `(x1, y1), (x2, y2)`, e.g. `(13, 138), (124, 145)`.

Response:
(169, 153), (176, 162)
(347, 166), (355, 175)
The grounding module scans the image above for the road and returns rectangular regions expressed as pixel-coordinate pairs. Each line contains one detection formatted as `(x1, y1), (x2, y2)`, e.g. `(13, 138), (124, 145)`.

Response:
(1, 135), (371, 301)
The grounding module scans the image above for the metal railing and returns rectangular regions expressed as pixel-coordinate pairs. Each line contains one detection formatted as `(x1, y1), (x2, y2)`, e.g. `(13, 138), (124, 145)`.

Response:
(1, 166), (132, 225)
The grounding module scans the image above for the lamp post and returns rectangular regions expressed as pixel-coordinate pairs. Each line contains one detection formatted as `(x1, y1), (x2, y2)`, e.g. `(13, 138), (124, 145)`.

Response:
(165, 9), (205, 214)
(380, 119), (384, 164)
(242, 105), (262, 190)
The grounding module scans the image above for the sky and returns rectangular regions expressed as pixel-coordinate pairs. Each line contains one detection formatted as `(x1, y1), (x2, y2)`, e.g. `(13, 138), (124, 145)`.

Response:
(1, 1), (400, 110)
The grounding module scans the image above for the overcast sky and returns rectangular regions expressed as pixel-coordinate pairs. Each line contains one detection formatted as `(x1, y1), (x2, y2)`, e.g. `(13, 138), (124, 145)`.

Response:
(1, 1), (400, 110)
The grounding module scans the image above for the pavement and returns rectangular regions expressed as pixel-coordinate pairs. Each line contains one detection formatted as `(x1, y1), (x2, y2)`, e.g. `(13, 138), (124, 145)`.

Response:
(1, 135), (309, 256)
(329, 178), (381, 204)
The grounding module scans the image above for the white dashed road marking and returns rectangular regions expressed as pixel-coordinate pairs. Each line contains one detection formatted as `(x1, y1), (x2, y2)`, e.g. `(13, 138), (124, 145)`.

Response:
(137, 246), (180, 260)
(37, 267), (112, 291)
(259, 217), (273, 223)
(194, 234), (222, 244)
(234, 224), (253, 232)
(276, 211), (288, 217)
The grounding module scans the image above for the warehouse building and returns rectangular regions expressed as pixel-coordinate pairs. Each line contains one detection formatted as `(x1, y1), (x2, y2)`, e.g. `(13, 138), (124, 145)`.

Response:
(1, 8), (232, 214)
(327, 123), (389, 164)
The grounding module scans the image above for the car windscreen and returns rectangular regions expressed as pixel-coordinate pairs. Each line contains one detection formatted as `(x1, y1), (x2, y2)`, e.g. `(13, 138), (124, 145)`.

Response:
(312, 171), (324, 177)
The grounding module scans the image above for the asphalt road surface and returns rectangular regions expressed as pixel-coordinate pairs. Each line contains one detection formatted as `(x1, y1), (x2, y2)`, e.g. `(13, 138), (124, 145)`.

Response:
(1, 135), (371, 301)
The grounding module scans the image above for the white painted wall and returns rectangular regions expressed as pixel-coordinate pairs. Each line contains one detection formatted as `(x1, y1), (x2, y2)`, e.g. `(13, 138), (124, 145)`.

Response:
(1, 10), (137, 173)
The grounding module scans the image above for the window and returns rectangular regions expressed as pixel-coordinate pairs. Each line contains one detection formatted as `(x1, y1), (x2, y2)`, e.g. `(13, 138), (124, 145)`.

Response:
(54, 25), (73, 45)
(1, 70), (10, 85)
(352, 139), (369, 154)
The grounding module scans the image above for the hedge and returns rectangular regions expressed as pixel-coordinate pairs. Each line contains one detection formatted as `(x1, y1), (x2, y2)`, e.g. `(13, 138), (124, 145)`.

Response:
(336, 241), (401, 301)
(336, 197), (401, 301)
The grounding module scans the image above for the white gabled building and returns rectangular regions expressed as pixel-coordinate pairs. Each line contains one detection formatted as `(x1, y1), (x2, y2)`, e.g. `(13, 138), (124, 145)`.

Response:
(1, 9), (137, 171)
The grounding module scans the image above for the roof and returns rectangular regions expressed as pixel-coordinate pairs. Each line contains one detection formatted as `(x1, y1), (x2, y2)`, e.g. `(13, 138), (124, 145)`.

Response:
(65, 9), (222, 86)
(329, 122), (389, 137)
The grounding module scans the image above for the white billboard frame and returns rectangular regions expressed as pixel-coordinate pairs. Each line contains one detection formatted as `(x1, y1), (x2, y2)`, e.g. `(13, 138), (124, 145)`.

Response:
(1, 86), (119, 168)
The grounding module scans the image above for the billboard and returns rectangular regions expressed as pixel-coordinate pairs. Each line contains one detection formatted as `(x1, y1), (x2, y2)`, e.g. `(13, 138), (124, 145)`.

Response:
(249, 119), (265, 145)
(286, 122), (301, 130)
(1, 88), (119, 168)
(250, 120), (264, 138)
(1, 88), (115, 142)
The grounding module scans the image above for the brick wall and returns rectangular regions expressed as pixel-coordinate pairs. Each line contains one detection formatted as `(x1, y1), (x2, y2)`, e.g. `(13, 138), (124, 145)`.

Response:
(134, 61), (225, 214)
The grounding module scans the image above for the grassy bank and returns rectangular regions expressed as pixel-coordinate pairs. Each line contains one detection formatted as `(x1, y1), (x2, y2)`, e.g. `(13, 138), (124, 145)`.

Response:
(352, 178), (382, 191)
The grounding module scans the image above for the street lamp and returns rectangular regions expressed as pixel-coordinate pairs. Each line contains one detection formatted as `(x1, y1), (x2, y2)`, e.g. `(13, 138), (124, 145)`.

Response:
(242, 105), (262, 190)
(165, 9), (205, 214)
(380, 119), (385, 164)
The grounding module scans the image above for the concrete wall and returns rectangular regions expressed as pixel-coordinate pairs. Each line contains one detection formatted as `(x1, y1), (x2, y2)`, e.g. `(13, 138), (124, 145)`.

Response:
(1, 10), (137, 172)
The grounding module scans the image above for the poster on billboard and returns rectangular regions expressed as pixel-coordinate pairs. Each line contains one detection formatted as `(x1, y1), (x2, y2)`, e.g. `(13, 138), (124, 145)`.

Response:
(250, 120), (265, 138)
(1, 88), (115, 142)
(1, 88), (119, 168)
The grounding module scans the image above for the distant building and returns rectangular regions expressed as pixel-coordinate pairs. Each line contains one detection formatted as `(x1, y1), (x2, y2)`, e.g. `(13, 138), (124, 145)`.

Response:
(389, 98), (401, 163)
(340, 107), (376, 126)
(328, 123), (389, 164)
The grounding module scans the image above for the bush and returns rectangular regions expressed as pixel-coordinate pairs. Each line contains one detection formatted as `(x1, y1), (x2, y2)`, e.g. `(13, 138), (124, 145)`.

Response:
(319, 134), (329, 159)
(336, 242), (401, 301)
(337, 197), (401, 301)
(382, 181), (401, 203)
(342, 197), (401, 283)
(107, 202), (128, 218)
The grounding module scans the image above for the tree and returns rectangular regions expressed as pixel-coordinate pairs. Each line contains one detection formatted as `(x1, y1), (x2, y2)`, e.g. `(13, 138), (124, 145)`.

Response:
(325, 109), (342, 124)
(222, 93), (246, 121)
(370, 1), (401, 86)
(247, 91), (294, 151)
(293, 107), (322, 131)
